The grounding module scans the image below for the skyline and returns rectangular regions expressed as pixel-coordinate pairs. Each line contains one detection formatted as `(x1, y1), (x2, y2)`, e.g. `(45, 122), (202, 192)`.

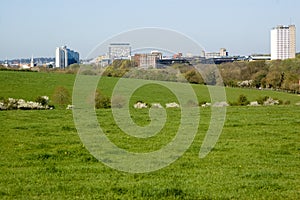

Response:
(1, 0), (300, 60)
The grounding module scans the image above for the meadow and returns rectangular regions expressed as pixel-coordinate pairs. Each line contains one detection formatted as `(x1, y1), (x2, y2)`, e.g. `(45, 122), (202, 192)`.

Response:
(0, 71), (300, 199)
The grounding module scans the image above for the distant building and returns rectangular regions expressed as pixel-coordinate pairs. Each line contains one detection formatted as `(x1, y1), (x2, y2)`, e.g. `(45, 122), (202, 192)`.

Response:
(249, 54), (271, 61)
(4, 58), (8, 67)
(271, 25), (296, 60)
(96, 55), (110, 67)
(173, 53), (183, 59)
(156, 58), (190, 68)
(219, 48), (228, 57)
(134, 51), (162, 68)
(202, 48), (228, 58)
(55, 46), (79, 68)
(30, 55), (34, 67)
(108, 43), (131, 61)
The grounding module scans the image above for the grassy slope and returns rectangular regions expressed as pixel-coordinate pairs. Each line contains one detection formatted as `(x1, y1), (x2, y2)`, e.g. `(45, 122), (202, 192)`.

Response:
(0, 71), (300, 199)
(0, 70), (299, 104)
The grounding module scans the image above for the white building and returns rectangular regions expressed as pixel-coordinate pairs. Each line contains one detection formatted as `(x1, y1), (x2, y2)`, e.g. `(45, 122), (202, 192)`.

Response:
(201, 48), (228, 58)
(30, 55), (34, 68)
(108, 43), (131, 61)
(55, 46), (79, 68)
(271, 25), (296, 60)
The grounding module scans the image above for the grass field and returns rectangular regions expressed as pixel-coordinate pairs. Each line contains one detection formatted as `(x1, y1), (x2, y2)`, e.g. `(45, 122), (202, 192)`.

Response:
(0, 71), (300, 199)
(1, 70), (300, 104)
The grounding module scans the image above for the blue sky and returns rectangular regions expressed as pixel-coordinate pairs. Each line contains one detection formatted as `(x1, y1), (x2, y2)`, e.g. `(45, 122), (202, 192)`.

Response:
(0, 0), (299, 59)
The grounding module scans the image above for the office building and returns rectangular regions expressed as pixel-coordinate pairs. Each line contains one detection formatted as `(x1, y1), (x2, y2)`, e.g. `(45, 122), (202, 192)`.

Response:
(55, 46), (79, 68)
(271, 25), (296, 60)
(201, 48), (228, 59)
(108, 43), (131, 61)
(134, 51), (162, 68)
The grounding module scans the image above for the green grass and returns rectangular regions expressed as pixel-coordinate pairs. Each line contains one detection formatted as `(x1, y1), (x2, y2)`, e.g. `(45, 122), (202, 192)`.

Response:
(0, 71), (300, 199)
(0, 70), (300, 104)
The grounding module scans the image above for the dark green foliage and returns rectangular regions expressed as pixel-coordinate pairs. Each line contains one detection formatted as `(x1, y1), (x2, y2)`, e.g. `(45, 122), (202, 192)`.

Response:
(35, 96), (48, 106)
(237, 94), (249, 106)
(230, 94), (250, 106)
(95, 89), (111, 109)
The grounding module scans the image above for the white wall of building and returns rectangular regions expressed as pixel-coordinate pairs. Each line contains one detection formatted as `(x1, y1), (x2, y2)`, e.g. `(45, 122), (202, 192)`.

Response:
(55, 46), (79, 68)
(271, 25), (296, 60)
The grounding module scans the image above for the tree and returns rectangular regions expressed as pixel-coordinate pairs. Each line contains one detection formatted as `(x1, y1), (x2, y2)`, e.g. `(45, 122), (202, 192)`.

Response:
(52, 86), (71, 107)
(184, 69), (204, 84)
(251, 70), (267, 88)
(281, 72), (299, 93)
(265, 71), (282, 89)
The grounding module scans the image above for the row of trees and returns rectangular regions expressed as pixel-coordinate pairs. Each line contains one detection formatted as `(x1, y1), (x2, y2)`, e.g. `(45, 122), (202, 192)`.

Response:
(100, 56), (300, 93)
(219, 56), (300, 92)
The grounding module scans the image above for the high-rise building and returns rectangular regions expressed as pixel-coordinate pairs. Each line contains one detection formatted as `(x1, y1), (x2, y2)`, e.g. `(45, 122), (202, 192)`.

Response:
(108, 43), (131, 61)
(271, 25), (296, 60)
(55, 46), (80, 68)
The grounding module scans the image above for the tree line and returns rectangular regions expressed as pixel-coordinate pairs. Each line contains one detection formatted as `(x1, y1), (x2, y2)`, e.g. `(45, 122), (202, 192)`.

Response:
(218, 55), (300, 93)
(98, 55), (300, 93)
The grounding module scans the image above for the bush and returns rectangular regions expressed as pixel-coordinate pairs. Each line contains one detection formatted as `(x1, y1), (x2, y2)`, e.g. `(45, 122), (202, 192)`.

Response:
(80, 69), (97, 76)
(277, 99), (283, 105)
(230, 94), (250, 106)
(229, 101), (238, 106)
(111, 95), (126, 108)
(198, 100), (207, 106)
(52, 86), (71, 107)
(35, 96), (48, 106)
(185, 100), (198, 107)
(257, 96), (269, 105)
(95, 90), (111, 109)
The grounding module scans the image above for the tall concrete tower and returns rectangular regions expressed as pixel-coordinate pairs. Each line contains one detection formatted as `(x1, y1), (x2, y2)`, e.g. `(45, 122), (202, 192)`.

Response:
(271, 25), (296, 60)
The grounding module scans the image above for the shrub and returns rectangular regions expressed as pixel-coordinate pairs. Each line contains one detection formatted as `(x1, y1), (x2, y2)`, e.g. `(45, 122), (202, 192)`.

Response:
(198, 101), (207, 106)
(229, 101), (238, 106)
(230, 94), (250, 106)
(185, 100), (198, 107)
(52, 86), (71, 107)
(80, 69), (97, 76)
(257, 96), (269, 105)
(277, 99), (283, 105)
(35, 96), (48, 106)
(95, 90), (111, 109)
(111, 95), (126, 108)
